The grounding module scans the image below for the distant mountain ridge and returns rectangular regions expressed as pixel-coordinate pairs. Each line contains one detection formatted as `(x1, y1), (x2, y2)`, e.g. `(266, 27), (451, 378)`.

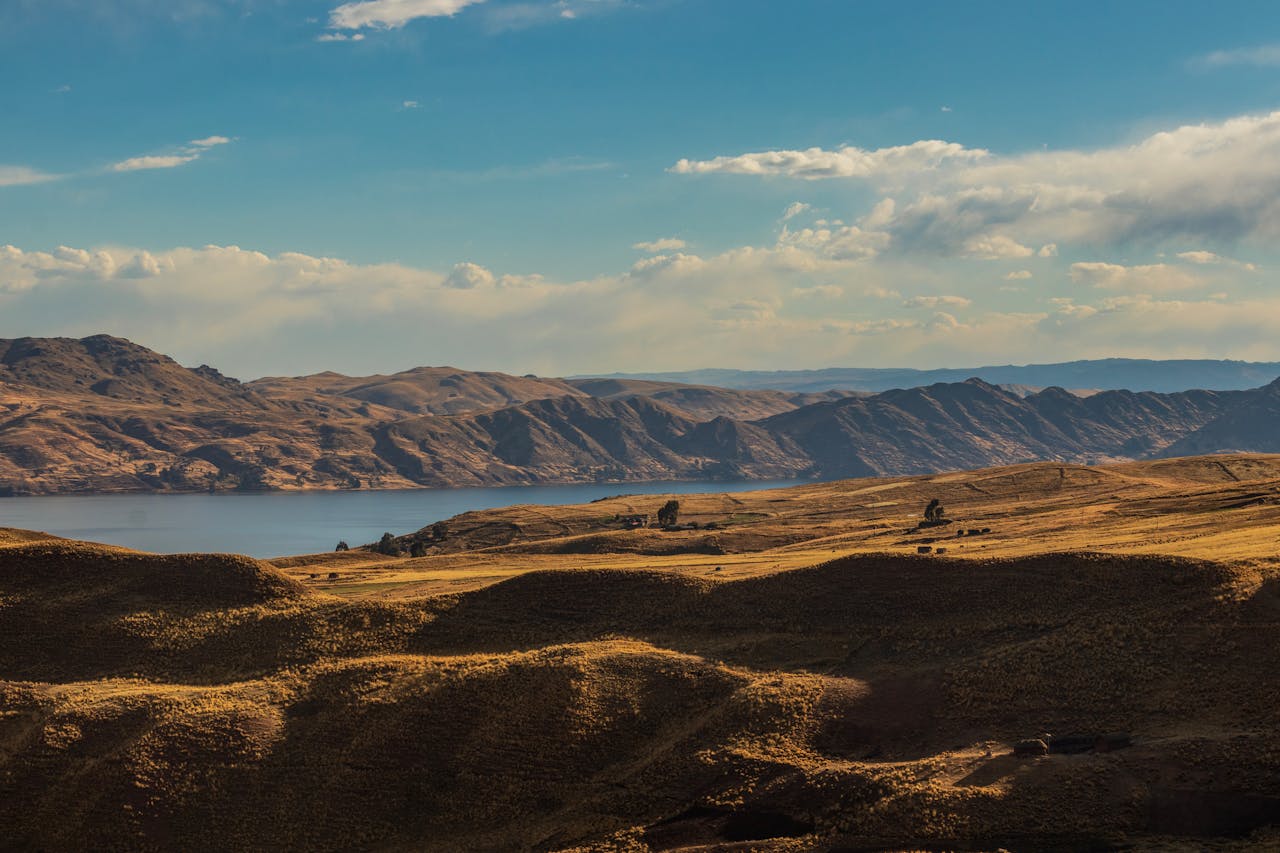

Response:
(1, 335), (1278, 494)
(582, 359), (1280, 394)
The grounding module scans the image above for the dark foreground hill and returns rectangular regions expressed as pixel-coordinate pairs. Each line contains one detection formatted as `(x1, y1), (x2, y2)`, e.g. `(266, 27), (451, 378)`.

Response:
(2, 335), (1280, 494)
(1, 523), (1278, 850)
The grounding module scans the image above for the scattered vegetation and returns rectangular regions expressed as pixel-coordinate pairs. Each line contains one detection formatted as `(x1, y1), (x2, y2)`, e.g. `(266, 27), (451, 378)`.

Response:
(372, 532), (400, 556)
(657, 499), (680, 528)
(923, 498), (946, 524)
(334, 541), (349, 552)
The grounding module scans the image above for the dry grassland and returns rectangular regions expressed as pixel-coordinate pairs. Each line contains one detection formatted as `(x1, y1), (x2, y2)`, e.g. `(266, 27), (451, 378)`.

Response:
(2, 455), (1280, 850)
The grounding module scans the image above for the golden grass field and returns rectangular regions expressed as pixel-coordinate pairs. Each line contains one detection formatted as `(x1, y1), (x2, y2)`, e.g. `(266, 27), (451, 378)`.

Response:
(2, 454), (1280, 851)
(277, 453), (1280, 598)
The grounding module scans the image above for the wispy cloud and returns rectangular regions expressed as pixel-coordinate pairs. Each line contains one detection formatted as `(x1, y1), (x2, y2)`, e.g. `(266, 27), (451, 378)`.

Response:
(1176, 249), (1257, 270)
(483, 0), (628, 32)
(1194, 43), (1280, 68)
(328, 0), (487, 31)
(633, 237), (686, 253)
(903, 294), (972, 309)
(111, 136), (233, 173)
(672, 140), (988, 180)
(0, 166), (60, 188)
(432, 156), (614, 181)
(1069, 262), (1201, 293)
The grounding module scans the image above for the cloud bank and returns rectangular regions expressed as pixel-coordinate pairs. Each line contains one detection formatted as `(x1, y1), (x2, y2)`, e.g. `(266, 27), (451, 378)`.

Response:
(674, 110), (1280, 257)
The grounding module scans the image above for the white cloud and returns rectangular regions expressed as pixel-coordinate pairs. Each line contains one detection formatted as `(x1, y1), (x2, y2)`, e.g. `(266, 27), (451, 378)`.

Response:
(317, 31), (365, 41)
(672, 110), (1280, 258)
(1069, 262), (1201, 292)
(903, 294), (972, 309)
(962, 233), (1034, 260)
(792, 284), (843, 299)
(328, 0), (486, 30)
(632, 238), (687, 253)
(112, 154), (200, 172)
(629, 252), (707, 277)
(0, 166), (59, 187)
(781, 201), (811, 221)
(443, 261), (495, 289)
(1176, 249), (1257, 270)
(189, 136), (231, 149)
(402, 99), (420, 109)
(671, 140), (989, 180)
(1195, 44), (1280, 68)
(1004, 270), (1033, 280)
(111, 136), (233, 172)
(777, 223), (890, 260)
(3, 232), (1277, 379)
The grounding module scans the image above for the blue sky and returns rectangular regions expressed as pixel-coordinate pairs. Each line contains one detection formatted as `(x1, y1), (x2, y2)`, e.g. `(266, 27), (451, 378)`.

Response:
(4, 0), (1280, 377)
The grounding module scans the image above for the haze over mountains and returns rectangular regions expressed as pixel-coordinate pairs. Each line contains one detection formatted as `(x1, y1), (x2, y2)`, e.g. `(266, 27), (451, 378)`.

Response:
(585, 360), (1280, 395)
(2, 334), (1280, 495)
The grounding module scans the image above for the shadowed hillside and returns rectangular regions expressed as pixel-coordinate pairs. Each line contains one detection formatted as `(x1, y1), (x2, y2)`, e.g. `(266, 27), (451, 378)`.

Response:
(3, 455), (1280, 850)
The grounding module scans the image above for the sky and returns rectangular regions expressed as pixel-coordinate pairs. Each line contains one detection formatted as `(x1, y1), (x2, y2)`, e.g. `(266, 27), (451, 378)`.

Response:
(4, 0), (1280, 379)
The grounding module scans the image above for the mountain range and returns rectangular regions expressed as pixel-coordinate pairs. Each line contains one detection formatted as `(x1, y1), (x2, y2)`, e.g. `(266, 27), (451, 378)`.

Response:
(1, 334), (1278, 494)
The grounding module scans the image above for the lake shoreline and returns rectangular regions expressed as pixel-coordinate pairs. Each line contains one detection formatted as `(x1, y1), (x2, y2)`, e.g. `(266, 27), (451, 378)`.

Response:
(0, 471), (821, 499)
(0, 477), (813, 558)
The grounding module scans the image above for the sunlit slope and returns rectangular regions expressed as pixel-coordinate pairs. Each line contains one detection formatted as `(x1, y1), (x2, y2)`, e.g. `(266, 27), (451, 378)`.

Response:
(281, 454), (1280, 598)
(2, 500), (1280, 849)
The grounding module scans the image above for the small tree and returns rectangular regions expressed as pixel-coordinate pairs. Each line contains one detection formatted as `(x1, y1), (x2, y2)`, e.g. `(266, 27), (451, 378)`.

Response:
(409, 541), (430, 558)
(657, 500), (680, 528)
(373, 532), (400, 556)
(335, 541), (350, 552)
(923, 499), (946, 524)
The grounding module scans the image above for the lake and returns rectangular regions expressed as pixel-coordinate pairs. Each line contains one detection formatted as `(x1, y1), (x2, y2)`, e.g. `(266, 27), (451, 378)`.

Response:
(0, 479), (808, 558)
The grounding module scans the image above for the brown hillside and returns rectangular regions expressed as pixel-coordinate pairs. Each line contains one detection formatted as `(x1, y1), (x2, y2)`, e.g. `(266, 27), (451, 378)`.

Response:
(0, 334), (270, 410)
(3, 335), (1280, 496)
(3, 455), (1280, 850)
(250, 366), (587, 415)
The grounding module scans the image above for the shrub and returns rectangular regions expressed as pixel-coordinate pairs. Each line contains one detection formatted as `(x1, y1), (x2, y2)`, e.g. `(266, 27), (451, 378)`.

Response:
(334, 541), (350, 552)
(657, 500), (680, 528)
(373, 532), (400, 556)
(924, 499), (946, 524)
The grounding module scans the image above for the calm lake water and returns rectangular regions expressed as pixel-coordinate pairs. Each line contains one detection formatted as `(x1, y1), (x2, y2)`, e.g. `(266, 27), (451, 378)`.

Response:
(0, 479), (807, 558)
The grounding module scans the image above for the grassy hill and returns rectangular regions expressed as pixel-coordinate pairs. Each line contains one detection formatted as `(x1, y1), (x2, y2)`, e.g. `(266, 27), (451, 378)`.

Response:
(3, 455), (1280, 849)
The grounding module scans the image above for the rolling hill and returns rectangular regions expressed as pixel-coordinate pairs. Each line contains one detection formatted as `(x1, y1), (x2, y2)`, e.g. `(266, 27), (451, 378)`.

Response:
(3, 455), (1280, 850)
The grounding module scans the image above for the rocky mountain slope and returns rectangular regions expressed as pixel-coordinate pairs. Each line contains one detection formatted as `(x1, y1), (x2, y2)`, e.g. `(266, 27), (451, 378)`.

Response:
(0, 335), (1278, 494)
